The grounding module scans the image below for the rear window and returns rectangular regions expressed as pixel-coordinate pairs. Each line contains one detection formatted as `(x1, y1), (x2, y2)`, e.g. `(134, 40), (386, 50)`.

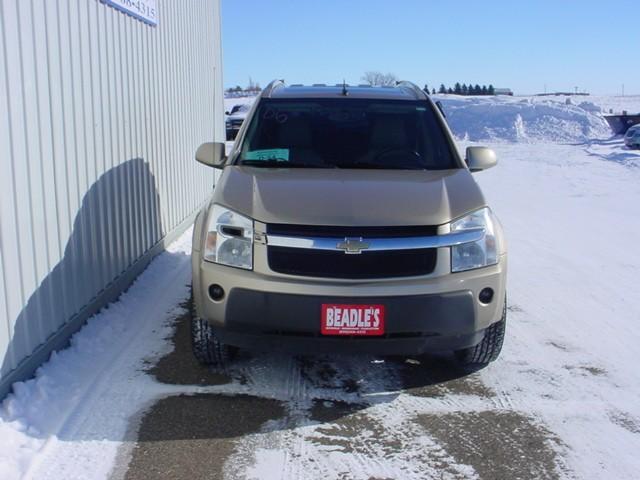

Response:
(236, 98), (458, 170)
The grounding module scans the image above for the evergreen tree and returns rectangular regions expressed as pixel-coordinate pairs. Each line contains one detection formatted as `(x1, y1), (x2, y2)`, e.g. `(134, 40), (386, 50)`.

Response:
(488, 84), (495, 95)
(474, 84), (481, 95)
(447, 87), (453, 94)
(439, 84), (446, 94)
(462, 84), (468, 95)
(482, 85), (488, 95)
(432, 88), (436, 95)
(424, 84), (429, 94)
(454, 82), (462, 94)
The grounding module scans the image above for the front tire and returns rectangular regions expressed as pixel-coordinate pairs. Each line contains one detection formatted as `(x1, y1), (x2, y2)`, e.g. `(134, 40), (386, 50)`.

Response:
(455, 299), (506, 366)
(191, 315), (235, 365)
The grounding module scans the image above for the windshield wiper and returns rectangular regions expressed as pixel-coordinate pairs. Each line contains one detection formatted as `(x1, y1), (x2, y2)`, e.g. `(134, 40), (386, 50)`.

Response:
(240, 159), (333, 168)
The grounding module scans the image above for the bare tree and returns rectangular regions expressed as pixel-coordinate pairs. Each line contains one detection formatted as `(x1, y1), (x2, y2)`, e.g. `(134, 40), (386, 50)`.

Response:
(361, 71), (398, 87)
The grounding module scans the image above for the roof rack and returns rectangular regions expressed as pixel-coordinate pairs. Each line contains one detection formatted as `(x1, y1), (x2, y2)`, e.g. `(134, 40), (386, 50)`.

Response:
(261, 80), (431, 101)
(395, 80), (429, 100)
(262, 79), (285, 98)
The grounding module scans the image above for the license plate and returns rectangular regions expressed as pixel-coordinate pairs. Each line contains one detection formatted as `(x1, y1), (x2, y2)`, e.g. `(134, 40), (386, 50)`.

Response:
(321, 304), (385, 336)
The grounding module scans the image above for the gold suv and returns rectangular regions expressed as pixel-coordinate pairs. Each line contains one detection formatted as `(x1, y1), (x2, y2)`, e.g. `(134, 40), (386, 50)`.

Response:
(192, 81), (507, 366)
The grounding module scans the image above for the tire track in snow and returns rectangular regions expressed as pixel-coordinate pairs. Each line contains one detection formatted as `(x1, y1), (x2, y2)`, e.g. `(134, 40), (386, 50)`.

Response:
(218, 353), (491, 479)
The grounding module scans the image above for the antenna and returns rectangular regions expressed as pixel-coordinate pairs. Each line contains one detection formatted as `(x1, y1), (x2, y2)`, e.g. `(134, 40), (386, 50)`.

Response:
(341, 79), (348, 96)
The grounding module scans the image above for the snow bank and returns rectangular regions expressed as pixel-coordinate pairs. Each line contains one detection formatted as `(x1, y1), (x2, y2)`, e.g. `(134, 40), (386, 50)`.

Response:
(437, 95), (611, 143)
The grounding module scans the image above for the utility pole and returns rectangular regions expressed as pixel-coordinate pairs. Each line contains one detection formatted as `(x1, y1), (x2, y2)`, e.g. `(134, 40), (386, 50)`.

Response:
(622, 84), (625, 97)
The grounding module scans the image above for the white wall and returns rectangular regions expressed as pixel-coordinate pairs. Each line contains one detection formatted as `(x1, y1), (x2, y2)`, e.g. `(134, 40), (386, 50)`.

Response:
(0, 0), (224, 397)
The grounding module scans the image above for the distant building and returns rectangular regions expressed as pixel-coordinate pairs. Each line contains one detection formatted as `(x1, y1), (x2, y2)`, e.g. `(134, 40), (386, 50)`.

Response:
(494, 88), (514, 96)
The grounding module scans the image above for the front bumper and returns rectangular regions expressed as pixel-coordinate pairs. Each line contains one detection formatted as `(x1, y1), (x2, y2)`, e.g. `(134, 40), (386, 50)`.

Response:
(212, 288), (486, 355)
(193, 253), (507, 355)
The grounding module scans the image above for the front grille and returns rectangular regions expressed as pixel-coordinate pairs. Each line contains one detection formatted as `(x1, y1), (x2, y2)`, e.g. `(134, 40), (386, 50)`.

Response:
(267, 224), (438, 279)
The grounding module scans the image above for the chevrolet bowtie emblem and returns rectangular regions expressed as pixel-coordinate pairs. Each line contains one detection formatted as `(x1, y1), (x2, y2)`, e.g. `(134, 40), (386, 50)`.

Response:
(336, 237), (370, 254)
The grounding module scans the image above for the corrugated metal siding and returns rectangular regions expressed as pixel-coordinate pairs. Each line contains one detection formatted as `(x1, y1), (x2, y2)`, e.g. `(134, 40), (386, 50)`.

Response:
(0, 0), (223, 394)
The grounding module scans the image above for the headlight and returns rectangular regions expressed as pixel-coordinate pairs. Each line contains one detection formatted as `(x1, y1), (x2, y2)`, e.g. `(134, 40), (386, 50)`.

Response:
(450, 207), (498, 272)
(203, 204), (253, 269)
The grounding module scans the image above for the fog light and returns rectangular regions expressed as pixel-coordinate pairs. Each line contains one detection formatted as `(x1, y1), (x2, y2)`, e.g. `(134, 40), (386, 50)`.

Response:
(209, 284), (225, 301)
(479, 288), (494, 304)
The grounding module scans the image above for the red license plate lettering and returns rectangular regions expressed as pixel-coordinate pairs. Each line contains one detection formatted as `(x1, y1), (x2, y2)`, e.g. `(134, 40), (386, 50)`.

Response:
(321, 304), (385, 336)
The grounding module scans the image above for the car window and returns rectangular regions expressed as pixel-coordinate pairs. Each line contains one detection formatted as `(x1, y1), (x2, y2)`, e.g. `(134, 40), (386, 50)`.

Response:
(237, 98), (458, 170)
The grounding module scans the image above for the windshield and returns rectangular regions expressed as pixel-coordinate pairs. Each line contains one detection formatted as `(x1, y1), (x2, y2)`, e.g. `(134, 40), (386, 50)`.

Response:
(236, 99), (458, 170)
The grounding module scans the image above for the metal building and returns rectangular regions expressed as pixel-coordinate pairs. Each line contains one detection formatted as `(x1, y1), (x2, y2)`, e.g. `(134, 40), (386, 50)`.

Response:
(0, 0), (224, 398)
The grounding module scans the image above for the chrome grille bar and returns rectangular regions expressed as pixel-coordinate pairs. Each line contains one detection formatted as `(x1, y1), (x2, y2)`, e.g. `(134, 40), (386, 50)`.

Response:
(266, 228), (484, 252)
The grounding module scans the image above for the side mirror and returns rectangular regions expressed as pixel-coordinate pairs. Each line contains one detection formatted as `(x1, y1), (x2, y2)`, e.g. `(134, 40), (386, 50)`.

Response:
(225, 111), (230, 115)
(195, 142), (226, 169)
(465, 146), (497, 172)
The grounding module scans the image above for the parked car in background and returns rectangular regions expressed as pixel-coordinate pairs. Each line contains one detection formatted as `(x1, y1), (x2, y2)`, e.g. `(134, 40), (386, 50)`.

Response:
(193, 81), (507, 368)
(225, 104), (250, 140)
(624, 124), (640, 149)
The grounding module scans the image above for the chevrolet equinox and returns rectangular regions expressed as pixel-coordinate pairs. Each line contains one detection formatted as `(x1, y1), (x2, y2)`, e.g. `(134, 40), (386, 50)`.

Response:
(191, 81), (507, 367)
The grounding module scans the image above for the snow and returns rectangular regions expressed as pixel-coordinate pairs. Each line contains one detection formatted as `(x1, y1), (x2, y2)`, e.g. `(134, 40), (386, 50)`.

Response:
(0, 236), (194, 480)
(481, 145), (640, 479)
(583, 94), (640, 115)
(435, 94), (611, 143)
(1, 94), (640, 479)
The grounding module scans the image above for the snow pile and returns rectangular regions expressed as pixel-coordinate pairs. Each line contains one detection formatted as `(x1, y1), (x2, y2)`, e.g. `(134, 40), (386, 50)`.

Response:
(437, 95), (611, 143)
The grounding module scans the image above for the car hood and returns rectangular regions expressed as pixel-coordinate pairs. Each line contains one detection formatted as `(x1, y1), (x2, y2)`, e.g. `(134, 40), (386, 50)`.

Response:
(213, 167), (486, 227)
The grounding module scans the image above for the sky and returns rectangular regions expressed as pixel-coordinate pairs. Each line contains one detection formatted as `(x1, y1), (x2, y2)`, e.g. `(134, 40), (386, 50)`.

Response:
(221, 0), (639, 95)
